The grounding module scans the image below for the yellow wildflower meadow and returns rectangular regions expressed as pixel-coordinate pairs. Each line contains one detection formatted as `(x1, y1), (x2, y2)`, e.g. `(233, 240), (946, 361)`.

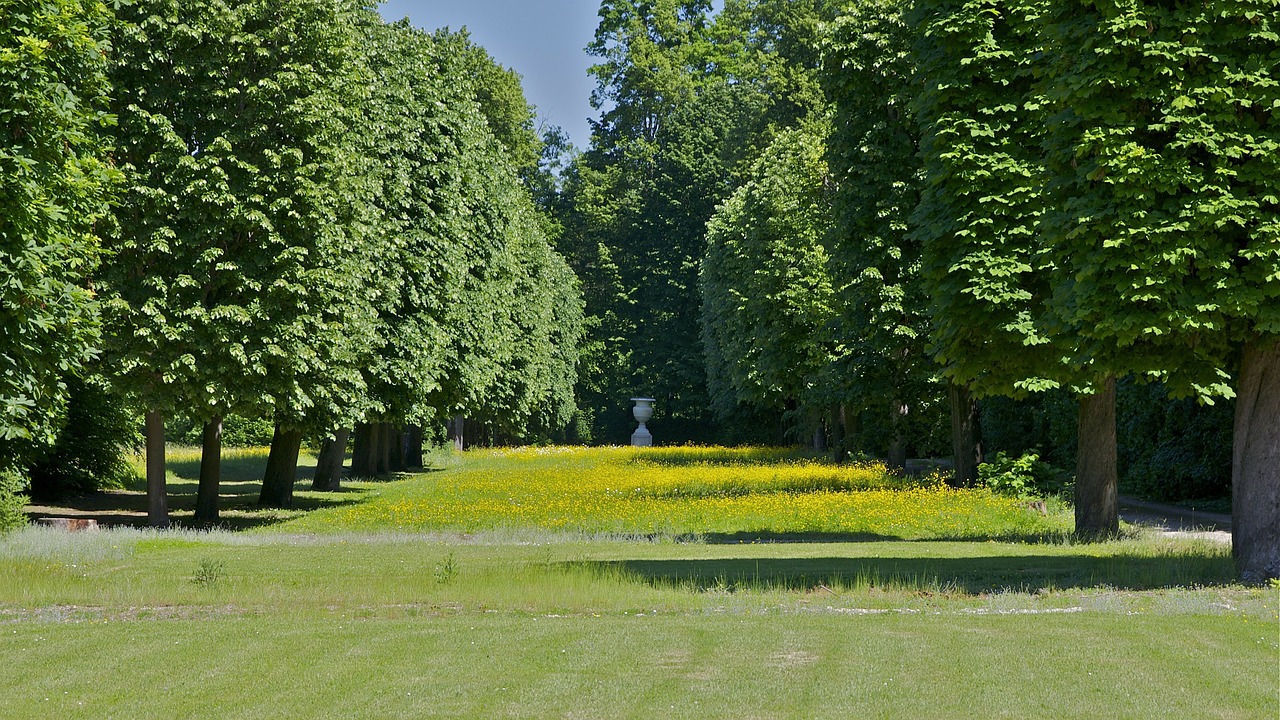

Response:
(289, 446), (1067, 538)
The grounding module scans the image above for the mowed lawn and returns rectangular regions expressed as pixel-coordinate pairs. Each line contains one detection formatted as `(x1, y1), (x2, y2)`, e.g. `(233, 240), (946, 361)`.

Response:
(4, 446), (1277, 719)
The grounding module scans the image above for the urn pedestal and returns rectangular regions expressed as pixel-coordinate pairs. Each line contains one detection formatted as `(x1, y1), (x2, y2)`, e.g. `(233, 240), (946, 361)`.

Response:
(630, 397), (655, 447)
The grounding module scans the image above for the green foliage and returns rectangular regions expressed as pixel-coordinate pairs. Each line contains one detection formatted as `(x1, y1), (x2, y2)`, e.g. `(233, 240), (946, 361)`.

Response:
(430, 29), (541, 179)
(341, 18), (582, 440)
(27, 373), (140, 498)
(433, 552), (459, 585)
(913, 0), (1277, 401)
(1116, 381), (1233, 503)
(190, 558), (226, 588)
(0, 0), (117, 461)
(170, 414), (275, 448)
(908, 0), (1066, 397)
(565, 0), (831, 443)
(823, 0), (946, 457)
(979, 451), (1067, 499)
(587, 0), (715, 143)
(348, 16), (478, 429)
(979, 391), (1079, 471)
(1037, 1), (1280, 394)
(979, 382), (1232, 502)
(102, 0), (378, 432)
(700, 120), (836, 436)
(0, 467), (28, 533)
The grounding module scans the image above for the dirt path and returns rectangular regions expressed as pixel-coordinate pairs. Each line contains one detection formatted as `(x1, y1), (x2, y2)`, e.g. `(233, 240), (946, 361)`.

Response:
(1118, 495), (1231, 543)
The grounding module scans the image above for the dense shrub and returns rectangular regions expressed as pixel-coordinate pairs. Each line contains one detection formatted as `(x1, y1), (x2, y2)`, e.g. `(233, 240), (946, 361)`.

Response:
(979, 451), (1070, 499)
(27, 375), (141, 499)
(979, 390), (1077, 470)
(979, 381), (1232, 502)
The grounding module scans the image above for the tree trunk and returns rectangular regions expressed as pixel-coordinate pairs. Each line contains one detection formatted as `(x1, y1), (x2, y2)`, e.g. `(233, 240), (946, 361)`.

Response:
(887, 401), (908, 471)
(948, 382), (982, 486)
(312, 427), (349, 491)
(813, 422), (826, 453)
(1075, 377), (1118, 538)
(404, 425), (423, 469)
(351, 422), (372, 477)
(145, 409), (168, 527)
(194, 416), (222, 525)
(376, 422), (393, 474)
(388, 423), (406, 472)
(448, 415), (464, 452)
(1233, 340), (1280, 581)
(259, 424), (302, 508)
(829, 404), (847, 462)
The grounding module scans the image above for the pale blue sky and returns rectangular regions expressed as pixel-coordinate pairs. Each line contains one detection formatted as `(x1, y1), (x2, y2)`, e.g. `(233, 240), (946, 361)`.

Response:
(377, 0), (603, 149)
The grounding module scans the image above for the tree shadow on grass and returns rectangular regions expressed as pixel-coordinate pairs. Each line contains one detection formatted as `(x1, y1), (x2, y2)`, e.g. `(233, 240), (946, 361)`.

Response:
(31, 448), (368, 531)
(26, 478), (368, 531)
(698, 530), (1078, 545)
(573, 552), (1238, 594)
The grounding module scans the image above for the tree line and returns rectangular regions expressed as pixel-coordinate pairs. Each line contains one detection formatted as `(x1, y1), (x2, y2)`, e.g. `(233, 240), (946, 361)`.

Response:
(551, 0), (1276, 579)
(1, 0), (584, 526)
(3, 0), (1275, 579)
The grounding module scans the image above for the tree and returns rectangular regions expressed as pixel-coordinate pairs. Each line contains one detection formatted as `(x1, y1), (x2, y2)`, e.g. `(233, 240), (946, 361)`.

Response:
(1035, 0), (1279, 576)
(909, 0), (1123, 534)
(0, 0), (117, 528)
(430, 28), (542, 181)
(700, 121), (837, 442)
(104, 0), (376, 522)
(310, 14), (459, 483)
(324, 18), (583, 473)
(823, 0), (946, 470)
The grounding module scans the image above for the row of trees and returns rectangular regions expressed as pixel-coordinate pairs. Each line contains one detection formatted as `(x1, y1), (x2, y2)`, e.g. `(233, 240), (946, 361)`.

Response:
(1, 0), (583, 527)
(552, 0), (1276, 578)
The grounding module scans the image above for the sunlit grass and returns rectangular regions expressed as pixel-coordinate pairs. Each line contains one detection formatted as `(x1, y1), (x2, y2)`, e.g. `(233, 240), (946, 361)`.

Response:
(273, 446), (1071, 539)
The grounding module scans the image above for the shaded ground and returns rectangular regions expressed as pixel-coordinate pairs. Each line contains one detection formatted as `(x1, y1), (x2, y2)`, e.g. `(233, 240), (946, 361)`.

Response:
(23, 453), (346, 530)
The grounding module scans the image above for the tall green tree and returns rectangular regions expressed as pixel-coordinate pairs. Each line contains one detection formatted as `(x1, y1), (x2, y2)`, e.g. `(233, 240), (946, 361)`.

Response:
(1035, 0), (1279, 577)
(564, 0), (830, 443)
(909, 0), (1127, 535)
(424, 26), (583, 449)
(319, 15), (462, 481)
(0, 0), (117, 529)
(432, 28), (542, 181)
(700, 121), (837, 442)
(330, 18), (582, 473)
(104, 0), (376, 522)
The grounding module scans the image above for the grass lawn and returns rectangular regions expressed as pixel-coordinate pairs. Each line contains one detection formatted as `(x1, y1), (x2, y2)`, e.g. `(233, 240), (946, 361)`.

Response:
(5, 446), (1278, 718)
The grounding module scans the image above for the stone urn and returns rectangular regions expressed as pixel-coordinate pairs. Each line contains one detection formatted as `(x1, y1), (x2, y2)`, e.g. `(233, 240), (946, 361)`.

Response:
(630, 397), (655, 447)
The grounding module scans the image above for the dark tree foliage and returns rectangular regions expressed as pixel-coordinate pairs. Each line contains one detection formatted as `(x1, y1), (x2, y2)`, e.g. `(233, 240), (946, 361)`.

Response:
(823, 0), (946, 466)
(28, 373), (140, 500)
